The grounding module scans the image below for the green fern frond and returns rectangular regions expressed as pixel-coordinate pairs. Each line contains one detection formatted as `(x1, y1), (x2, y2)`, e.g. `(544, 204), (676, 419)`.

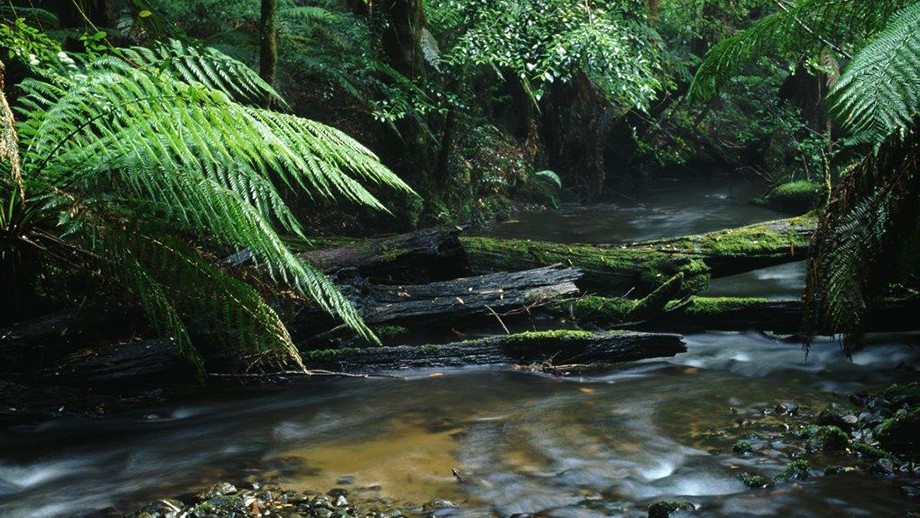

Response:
(117, 40), (289, 109)
(690, 0), (910, 101)
(829, 1), (920, 146)
(804, 125), (920, 352)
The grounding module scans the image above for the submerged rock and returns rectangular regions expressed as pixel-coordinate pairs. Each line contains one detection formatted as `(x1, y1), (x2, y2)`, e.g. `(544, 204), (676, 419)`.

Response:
(647, 501), (696, 517)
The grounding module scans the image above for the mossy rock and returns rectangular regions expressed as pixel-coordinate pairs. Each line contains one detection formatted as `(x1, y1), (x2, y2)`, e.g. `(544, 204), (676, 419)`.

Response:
(732, 440), (754, 454)
(775, 459), (810, 482)
(877, 408), (920, 457)
(648, 501), (696, 517)
(803, 425), (849, 452)
(755, 180), (824, 214)
(882, 383), (920, 406)
(738, 472), (774, 489)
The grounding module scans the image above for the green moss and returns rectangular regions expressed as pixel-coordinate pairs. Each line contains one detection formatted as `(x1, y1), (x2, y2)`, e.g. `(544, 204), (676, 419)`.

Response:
(647, 501), (696, 517)
(804, 425), (849, 452)
(460, 236), (711, 298)
(302, 347), (359, 362)
(850, 442), (894, 459)
(419, 344), (442, 355)
(738, 473), (774, 489)
(565, 295), (635, 323)
(756, 181), (825, 213)
(775, 459), (810, 482)
(378, 246), (405, 263)
(681, 296), (770, 315)
(732, 440), (754, 454)
(877, 407), (920, 456)
(502, 330), (595, 343)
(627, 272), (684, 321)
(372, 325), (410, 338)
(882, 383), (920, 403)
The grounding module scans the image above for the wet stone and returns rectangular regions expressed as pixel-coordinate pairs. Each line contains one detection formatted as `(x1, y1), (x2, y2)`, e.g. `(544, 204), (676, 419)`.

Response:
(647, 501), (696, 518)
(901, 485), (920, 499)
(775, 401), (798, 416)
(336, 476), (355, 486)
(196, 482), (239, 500)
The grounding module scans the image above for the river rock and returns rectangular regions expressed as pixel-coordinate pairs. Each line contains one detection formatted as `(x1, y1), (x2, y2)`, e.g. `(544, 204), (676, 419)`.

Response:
(877, 408), (920, 457)
(647, 501), (696, 517)
(196, 482), (238, 500)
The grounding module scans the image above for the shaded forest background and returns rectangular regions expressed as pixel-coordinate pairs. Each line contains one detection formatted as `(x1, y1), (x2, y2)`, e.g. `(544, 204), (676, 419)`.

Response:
(4, 0), (836, 229)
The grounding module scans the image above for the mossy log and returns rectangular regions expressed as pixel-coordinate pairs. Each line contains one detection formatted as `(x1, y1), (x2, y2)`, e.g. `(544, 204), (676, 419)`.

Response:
(298, 225), (469, 283)
(462, 215), (816, 297)
(302, 330), (686, 371)
(560, 295), (920, 334)
(312, 265), (582, 327)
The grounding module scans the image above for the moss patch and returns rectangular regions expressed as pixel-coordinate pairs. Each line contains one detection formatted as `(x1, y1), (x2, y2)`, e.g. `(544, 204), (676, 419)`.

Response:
(501, 330), (595, 344)
(756, 181), (825, 214)
(679, 296), (771, 315)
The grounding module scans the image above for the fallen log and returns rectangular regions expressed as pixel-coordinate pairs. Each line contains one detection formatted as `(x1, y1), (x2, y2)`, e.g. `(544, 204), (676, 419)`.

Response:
(302, 330), (686, 371)
(298, 225), (469, 282)
(0, 309), (139, 373)
(628, 215), (815, 276)
(44, 338), (194, 385)
(462, 215), (816, 297)
(292, 265), (582, 331)
(557, 295), (920, 334)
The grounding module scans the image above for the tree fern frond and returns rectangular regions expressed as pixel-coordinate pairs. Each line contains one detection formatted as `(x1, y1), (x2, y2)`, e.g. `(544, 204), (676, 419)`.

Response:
(117, 40), (289, 110)
(804, 124), (920, 352)
(829, 1), (920, 147)
(690, 0), (911, 101)
(102, 229), (204, 374)
(13, 44), (411, 369)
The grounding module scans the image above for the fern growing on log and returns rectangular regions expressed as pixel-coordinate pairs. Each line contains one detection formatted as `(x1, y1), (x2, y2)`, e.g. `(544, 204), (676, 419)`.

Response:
(4, 38), (414, 375)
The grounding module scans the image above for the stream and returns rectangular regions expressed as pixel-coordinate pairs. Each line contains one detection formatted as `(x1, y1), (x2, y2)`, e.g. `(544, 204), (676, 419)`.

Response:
(1, 176), (917, 517)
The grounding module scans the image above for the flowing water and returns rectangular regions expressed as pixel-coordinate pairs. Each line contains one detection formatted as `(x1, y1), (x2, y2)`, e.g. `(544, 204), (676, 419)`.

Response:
(1, 176), (917, 517)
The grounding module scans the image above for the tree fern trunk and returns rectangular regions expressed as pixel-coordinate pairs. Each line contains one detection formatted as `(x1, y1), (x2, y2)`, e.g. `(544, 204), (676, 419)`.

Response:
(259, 0), (278, 92)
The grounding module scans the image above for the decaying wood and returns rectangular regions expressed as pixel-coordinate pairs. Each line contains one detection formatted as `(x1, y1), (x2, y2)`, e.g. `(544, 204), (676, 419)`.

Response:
(45, 338), (193, 384)
(0, 309), (138, 372)
(300, 225), (469, 282)
(302, 330), (686, 371)
(295, 265), (582, 328)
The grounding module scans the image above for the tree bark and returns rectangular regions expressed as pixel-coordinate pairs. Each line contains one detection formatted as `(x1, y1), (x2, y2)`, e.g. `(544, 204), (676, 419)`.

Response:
(259, 0), (278, 92)
(303, 330), (685, 371)
(297, 225), (469, 283)
(292, 265), (581, 330)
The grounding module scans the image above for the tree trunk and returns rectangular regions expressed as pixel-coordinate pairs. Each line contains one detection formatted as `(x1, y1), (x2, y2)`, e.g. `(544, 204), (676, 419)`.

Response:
(259, 0), (278, 92)
(54, 0), (114, 27)
(542, 73), (608, 197)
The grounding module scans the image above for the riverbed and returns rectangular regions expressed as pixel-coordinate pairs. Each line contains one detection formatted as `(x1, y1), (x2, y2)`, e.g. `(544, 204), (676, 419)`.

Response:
(1, 176), (916, 517)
